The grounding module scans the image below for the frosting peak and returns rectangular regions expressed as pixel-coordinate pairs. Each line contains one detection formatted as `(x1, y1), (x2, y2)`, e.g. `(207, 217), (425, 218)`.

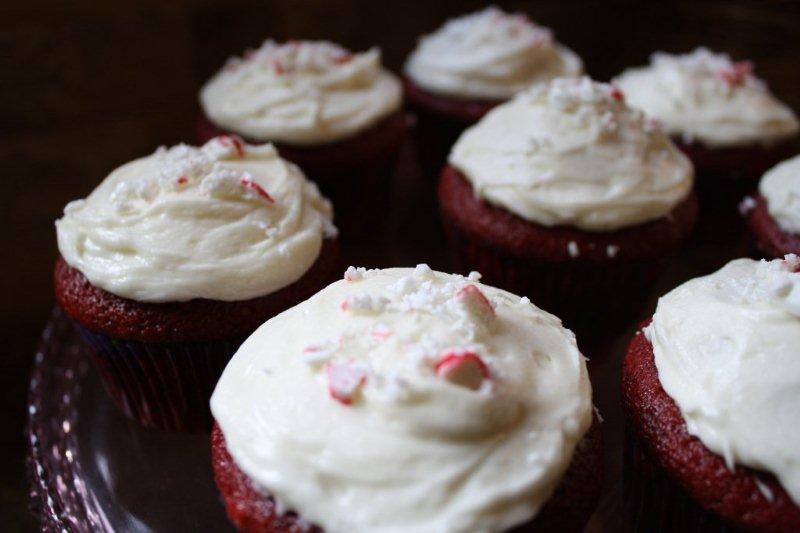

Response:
(211, 267), (593, 532)
(615, 48), (799, 148)
(449, 77), (694, 231)
(759, 154), (800, 234)
(647, 256), (800, 505)
(404, 6), (582, 100)
(56, 138), (335, 303)
(200, 40), (402, 145)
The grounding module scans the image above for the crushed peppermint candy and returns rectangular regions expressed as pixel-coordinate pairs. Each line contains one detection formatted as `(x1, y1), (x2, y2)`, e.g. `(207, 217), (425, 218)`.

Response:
(567, 241), (580, 258)
(739, 195), (757, 215)
(606, 244), (620, 258)
(240, 177), (275, 203)
(326, 361), (368, 405)
(435, 350), (491, 390)
(344, 266), (367, 282)
(455, 284), (495, 323)
(341, 293), (390, 314)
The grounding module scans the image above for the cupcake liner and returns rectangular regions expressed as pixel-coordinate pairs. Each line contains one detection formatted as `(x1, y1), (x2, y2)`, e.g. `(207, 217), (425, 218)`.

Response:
(624, 427), (733, 533)
(75, 325), (244, 431)
(443, 221), (660, 332)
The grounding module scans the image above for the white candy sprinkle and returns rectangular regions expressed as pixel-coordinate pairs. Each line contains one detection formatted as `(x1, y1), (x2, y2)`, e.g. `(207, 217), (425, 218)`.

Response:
(567, 241), (580, 258)
(606, 244), (620, 258)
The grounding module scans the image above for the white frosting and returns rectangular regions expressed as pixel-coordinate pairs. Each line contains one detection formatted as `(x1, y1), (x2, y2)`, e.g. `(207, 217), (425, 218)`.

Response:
(615, 48), (799, 148)
(200, 40), (402, 145)
(760, 154), (800, 234)
(56, 138), (336, 303)
(404, 6), (582, 100)
(449, 77), (693, 231)
(646, 256), (800, 505)
(211, 266), (593, 533)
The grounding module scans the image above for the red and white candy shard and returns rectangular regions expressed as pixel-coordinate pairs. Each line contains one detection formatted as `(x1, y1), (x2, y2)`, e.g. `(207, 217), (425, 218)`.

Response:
(326, 362), (368, 405)
(455, 284), (495, 323)
(240, 178), (275, 203)
(216, 135), (246, 157)
(435, 350), (491, 390)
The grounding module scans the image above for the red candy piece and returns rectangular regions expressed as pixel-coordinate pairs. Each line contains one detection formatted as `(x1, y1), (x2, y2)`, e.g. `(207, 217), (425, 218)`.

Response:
(435, 350), (491, 390)
(456, 284), (495, 321)
(272, 59), (285, 75)
(240, 179), (275, 203)
(332, 52), (353, 65)
(217, 135), (246, 157)
(177, 176), (188, 185)
(326, 362), (367, 405)
(609, 85), (625, 101)
(717, 60), (753, 87)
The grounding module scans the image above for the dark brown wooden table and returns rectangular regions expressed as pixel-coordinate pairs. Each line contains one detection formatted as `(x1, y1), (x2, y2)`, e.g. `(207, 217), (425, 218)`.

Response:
(4, 1), (800, 530)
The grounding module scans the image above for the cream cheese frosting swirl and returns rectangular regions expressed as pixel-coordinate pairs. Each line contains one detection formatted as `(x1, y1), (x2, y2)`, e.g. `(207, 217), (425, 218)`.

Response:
(211, 265), (593, 533)
(449, 77), (694, 231)
(760, 154), (800, 234)
(646, 256), (800, 505)
(404, 6), (582, 100)
(200, 40), (402, 145)
(56, 137), (336, 303)
(615, 48), (799, 148)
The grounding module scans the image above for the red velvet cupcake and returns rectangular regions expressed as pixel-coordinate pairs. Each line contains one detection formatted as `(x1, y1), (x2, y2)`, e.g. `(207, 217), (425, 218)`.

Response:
(615, 48), (799, 211)
(403, 6), (583, 178)
(439, 78), (696, 329)
(54, 138), (340, 430)
(210, 266), (602, 532)
(622, 257), (800, 531)
(198, 40), (407, 241)
(743, 154), (800, 258)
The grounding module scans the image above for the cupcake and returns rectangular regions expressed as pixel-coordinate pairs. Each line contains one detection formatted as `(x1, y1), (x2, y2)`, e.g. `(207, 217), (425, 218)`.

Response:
(54, 137), (339, 430)
(198, 40), (406, 238)
(744, 154), (800, 258)
(622, 256), (800, 531)
(439, 77), (697, 327)
(211, 265), (602, 532)
(615, 48), (799, 202)
(403, 6), (582, 177)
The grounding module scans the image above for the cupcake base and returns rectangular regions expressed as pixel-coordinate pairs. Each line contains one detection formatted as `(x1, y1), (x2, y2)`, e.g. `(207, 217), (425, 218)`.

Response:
(678, 138), (797, 222)
(438, 166), (698, 332)
(621, 322), (800, 531)
(211, 419), (603, 533)
(403, 76), (501, 180)
(54, 240), (341, 431)
(745, 193), (800, 258)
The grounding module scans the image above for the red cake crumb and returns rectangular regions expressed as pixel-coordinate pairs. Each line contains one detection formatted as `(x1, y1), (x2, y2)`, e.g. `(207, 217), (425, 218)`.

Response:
(212, 419), (602, 533)
(622, 322), (800, 531)
(438, 165), (698, 264)
(746, 194), (800, 258)
(54, 240), (341, 343)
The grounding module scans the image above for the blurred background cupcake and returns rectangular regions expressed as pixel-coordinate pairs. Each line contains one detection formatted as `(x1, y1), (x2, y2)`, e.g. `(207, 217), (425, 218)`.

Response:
(615, 48), (799, 212)
(198, 40), (407, 239)
(744, 154), (800, 258)
(211, 265), (601, 532)
(622, 256), (800, 531)
(403, 5), (583, 178)
(54, 137), (339, 430)
(439, 77), (696, 332)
